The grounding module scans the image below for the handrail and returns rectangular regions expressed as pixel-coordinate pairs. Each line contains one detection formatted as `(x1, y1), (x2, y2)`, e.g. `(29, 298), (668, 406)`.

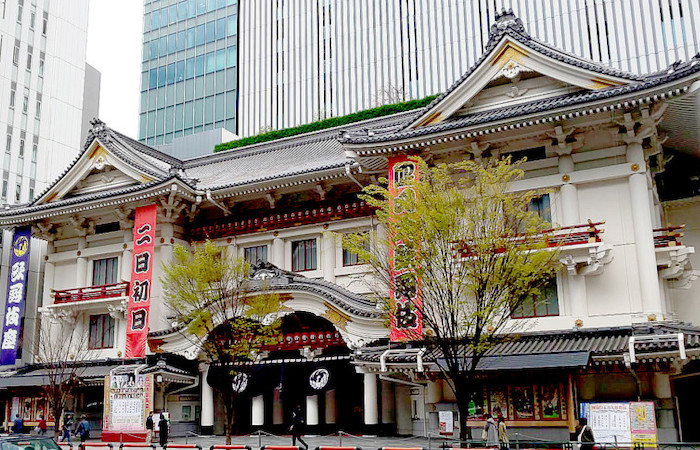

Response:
(53, 282), (130, 303)
(653, 224), (685, 248)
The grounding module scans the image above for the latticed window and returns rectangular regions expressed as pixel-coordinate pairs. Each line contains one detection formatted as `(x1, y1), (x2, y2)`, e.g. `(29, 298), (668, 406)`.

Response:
(244, 245), (268, 264)
(511, 278), (559, 319)
(89, 314), (114, 349)
(292, 239), (317, 272)
(92, 257), (118, 286)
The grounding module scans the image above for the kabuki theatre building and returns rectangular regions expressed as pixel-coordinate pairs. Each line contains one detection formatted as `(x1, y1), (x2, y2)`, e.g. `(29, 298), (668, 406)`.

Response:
(2, 10), (700, 443)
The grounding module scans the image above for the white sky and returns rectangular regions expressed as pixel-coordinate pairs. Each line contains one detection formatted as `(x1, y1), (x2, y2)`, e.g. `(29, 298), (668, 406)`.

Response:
(86, 1), (144, 138)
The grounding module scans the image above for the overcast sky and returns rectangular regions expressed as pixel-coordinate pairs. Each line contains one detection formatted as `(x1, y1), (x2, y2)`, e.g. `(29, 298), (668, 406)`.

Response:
(86, 1), (143, 138)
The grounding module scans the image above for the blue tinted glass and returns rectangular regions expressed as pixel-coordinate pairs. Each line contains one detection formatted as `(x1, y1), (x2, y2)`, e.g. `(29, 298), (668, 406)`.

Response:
(227, 15), (237, 36)
(168, 34), (177, 54)
(178, 1), (187, 20)
(159, 8), (167, 27)
(167, 63), (176, 85)
(186, 29), (195, 49)
(216, 18), (226, 40)
(197, 0), (206, 14)
(149, 69), (158, 89)
(150, 41), (158, 60)
(205, 52), (215, 73)
(206, 21), (215, 43)
(176, 31), (185, 52)
(157, 66), (167, 87)
(227, 0), (236, 5)
(207, 0), (216, 12)
(185, 58), (194, 79)
(176, 61), (185, 82)
(151, 10), (159, 29)
(196, 24), (205, 46)
(226, 46), (236, 68)
(169, 5), (177, 24)
(143, 42), (150, 61)
(159, 36), (167, 57)
(195, 55), (204, 76)
(217, 0), (226, 8)
(188, 0), (196, 17)
(216, 48), (225, 71)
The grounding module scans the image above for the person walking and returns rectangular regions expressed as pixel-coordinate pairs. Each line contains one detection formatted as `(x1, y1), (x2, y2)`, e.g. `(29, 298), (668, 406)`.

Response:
(37, 415), (47, 435)
(483, 413), (499, 448)
(75, 415), (91, 442)
(12, 414), (23, 434)
(158, 413), (169, 447)
(60, 416), (72, 443)
(497, 415), (509, 450)
(146, 411), (154, 443)
(576, 417), (595, 450)
(289, 405), (308, 450)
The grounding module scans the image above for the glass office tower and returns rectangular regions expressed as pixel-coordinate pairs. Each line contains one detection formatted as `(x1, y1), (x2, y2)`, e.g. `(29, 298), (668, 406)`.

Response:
(139, 0), (238, 147)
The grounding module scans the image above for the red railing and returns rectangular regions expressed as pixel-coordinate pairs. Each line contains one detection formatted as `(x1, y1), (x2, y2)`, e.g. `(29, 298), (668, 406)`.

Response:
(452, 221), (604, 258)
(653, 225), (684, 248)
(52, 282), (130, 304)
(190, 200), (375, 241)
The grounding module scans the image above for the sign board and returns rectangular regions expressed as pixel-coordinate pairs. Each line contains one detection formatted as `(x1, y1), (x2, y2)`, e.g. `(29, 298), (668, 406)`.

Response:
(581, 402), (657, 445)
(126, 204), (157, 358)
(0, 226), (31, 365)
(103, 373), (154, 432)
(438, 410), (454, 435)
(630, 401), (657, 446)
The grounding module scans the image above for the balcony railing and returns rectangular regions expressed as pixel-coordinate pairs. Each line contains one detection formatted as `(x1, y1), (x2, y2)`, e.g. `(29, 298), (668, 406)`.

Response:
(654, 224), (684, 248)
(452, 221), (604, 258)
(52, 282), (130, 304)
(190, 200), (375, 241)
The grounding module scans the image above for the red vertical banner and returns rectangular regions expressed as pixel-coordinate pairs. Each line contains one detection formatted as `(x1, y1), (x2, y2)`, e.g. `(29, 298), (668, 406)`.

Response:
(125, 204), (157, 358)
(388, 155), (422, 342)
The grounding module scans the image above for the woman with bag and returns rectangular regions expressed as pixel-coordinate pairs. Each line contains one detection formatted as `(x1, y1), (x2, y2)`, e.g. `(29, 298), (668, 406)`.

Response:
(575, 417), (595, 450)
(483, 413), (499, 448)
(498, 415), (509, 450)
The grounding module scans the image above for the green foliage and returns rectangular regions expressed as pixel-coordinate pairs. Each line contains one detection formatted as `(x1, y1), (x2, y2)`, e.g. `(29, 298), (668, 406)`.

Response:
(161, 240), (282, 364)
(214, 95), (438, 152)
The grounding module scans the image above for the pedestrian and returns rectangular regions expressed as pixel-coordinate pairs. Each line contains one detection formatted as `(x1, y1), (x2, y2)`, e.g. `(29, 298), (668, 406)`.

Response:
(575, 417), (595, 450)
(146, 411), (154, 443)
(289, 405), (308, 450)
(483, 413), (498, 447)
(60, 416), (72, 443)
(497, 415), (509, 450)
(12, 414), (23, 434)
(158, 413), (169, 447)
(37, 415), (47, 435)
(75, 415), (91, 442)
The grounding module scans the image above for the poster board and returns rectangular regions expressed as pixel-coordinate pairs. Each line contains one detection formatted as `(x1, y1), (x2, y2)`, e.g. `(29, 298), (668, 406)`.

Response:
(103, 373), (154, 432)
(581, 402), (657, 445)
(438, 410), (454, 435)
(630, 402), (657, 447)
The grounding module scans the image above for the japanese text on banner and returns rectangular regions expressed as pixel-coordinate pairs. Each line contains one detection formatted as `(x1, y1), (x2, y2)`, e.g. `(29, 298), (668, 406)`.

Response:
(0, 226), (31, 366)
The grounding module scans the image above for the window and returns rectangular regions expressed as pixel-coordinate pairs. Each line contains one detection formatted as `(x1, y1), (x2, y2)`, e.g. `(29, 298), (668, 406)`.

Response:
(511, 278), (559, 318)
(14, 182), (21, 202)
(22, 89), (29, 114)
(506, 146), (547, 163)
(528, 194), (551, 223)
(9, 87), (15, 108)
(18, 139), (24, 157)
(5, 134), (11, 153)
(38, 52), (44, 77)
(89, 314), (115, 349)
(92, 257), (118, 286)
(26, 46), (32, 70)
(41, 11), (47, 35)
(244, 245), (268, 264)
(343, 233), (369, 266)
(35, 99), (40, 119)
(182, 405), (192, 421)
(12, 42), (19, 66)
(292, 239), (317, 272)
(1, 179), (7, 199)
(16, 1), (22, 23)
(29, 9), (35, 29)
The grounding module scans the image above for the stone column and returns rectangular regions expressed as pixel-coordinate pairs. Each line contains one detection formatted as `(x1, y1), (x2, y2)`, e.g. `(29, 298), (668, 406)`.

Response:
(325, 389), (337, 424)
(627, 139), (663, 316)
(252, 395), (265, 426)
(306, 394), (319, 426)
(381, 380), (396, 425)
(272, 236), (285, 268)
(272, 388), (284, 425)
(76, 237), (87, 287)
(363, 373), (378, 425)
(200, 365), (215, 434)
(559, 153), (588, 318)
(322, 231), (336, 283)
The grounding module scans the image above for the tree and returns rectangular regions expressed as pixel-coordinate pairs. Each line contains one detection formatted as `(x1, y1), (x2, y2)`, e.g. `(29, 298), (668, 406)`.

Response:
(35, 318), (90, 437)
(161, 241), (282, 443)
(345, 157), (562, 440)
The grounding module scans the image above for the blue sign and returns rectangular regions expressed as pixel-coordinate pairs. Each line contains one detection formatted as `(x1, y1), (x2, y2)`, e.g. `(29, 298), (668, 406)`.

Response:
(0, 226), (31, 366)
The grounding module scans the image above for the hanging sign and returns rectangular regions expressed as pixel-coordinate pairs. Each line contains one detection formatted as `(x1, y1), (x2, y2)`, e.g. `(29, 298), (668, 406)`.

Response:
(0, 226), (31, 365)
(388, 155), (422, 341)
(125, 204), (157, 358)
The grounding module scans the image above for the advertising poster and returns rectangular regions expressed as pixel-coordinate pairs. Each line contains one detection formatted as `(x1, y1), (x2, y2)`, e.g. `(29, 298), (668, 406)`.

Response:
(0, 226), (31, 365)
(513, 385), (534, 419)
(587, 403), (632, 444)
(541, 384), (560, 419)
(630, 402), (657, 447)
(438, 410), (454, 435)
(489, 387), (509, 418)
(104, 373), (153, 432)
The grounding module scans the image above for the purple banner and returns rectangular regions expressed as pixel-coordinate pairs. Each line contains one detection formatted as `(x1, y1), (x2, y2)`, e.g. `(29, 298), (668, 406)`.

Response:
(0, 226), (31, 366)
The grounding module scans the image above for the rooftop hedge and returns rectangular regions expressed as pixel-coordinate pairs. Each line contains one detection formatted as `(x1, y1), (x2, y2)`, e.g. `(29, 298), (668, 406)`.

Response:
(214, 94), (439, 153)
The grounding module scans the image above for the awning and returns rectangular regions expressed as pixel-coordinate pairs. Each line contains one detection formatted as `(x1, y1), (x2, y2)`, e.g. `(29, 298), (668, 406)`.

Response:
(437, 350), (591, 372)
(0, 363), (127, 389)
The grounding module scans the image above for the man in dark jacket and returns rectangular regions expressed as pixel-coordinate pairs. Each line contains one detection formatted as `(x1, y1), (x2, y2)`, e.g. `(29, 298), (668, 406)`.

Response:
(158, 413), (169, 447)
(146, 412), (154, 443)
(289, 405), (308, 450)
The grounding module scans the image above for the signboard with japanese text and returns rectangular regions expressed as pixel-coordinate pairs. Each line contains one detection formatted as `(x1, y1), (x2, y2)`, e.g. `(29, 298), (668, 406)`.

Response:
(0, 226), (31, 366)
(125, 204), (157, 358)
(582, 402), (632, 444)
(103, 373), (154, 432)
(438, 410), (454, 435)
(388, 155), (422, 341)
(630, 401), (657, 447)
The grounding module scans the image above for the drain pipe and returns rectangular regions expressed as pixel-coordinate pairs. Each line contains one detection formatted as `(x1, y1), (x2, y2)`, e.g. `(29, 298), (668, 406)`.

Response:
(623, 352), (643, 401)
(165, 377), (200, 410)
(205, 189), (231, 215)
(345, 163), (364, 189)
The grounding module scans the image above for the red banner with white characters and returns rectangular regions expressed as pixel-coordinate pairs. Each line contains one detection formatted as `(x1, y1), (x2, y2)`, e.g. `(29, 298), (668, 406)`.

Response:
(388, 155), (422, 341)
(125, 204), (157, 358)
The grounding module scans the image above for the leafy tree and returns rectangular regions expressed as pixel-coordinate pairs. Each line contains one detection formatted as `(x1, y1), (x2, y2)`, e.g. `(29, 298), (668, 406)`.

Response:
(161, 241), (281, 442)
(35, 318), (89, 437)
(345, 157), (562, 440)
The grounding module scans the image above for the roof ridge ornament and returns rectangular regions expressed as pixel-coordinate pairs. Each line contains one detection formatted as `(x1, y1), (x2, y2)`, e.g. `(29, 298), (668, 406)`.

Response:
(490, 8), (526, 36)
(85, 117), (111, 150)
